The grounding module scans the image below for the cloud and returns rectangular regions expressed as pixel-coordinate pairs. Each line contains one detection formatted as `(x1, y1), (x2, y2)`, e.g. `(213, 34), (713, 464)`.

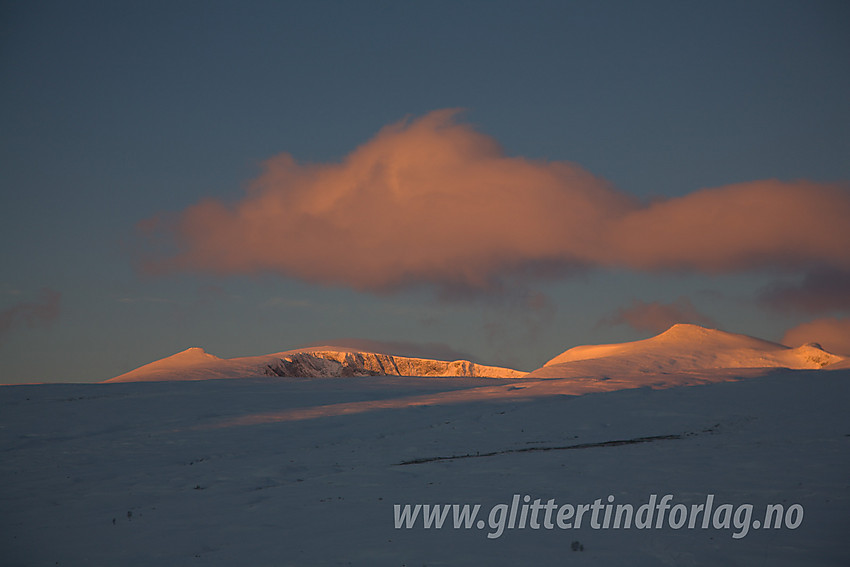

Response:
(782, 317), (850, 355)
(603, 180), (850, 273)
(298, 337), (476, 362)
(602, 297), (716, 334)
(0, 288), (61, 343)
(116, 296), (174, 304)
(139, 109), (850, 295)
(759, 268), (850, 314)
(482, 287), (556, 366)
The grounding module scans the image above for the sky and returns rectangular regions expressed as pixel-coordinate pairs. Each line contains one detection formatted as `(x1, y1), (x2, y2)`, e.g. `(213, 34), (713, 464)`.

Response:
(1, 0), (849, 383)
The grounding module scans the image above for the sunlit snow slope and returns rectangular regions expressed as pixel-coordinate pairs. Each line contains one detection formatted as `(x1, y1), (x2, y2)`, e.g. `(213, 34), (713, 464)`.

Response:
(526, 324), (844, 379)
(106, 325), (845, 385)
(105, 347), (526, 382)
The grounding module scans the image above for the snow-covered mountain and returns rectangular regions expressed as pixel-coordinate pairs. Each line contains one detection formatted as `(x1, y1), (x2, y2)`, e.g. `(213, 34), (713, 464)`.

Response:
(105, 346), (526, 382)
(526, 323), (844, 379)
(106, 324), (845, 383)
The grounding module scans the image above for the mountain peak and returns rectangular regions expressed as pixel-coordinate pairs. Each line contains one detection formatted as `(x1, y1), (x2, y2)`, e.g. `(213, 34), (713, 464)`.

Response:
(654, 324), (784, 349)
(658, 323), (715, 337)
(164, 347), (221, 363)
(532, 324), (843, 378)
(175, 346), (210, 356)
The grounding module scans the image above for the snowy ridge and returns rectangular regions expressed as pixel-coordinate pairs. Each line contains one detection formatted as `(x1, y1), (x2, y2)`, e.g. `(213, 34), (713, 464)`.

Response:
(105, 346), (526, 382)
(262, 350), (523, 378)
(527, 323), (844, 379)
(105, 324), (846, 383)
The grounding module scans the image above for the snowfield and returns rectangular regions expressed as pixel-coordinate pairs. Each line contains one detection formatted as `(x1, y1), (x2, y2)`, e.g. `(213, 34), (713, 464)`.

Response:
(2, 326), (849, 566)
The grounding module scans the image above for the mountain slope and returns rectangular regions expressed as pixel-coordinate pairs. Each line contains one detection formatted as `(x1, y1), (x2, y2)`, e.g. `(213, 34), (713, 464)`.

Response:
(106, 324), (845, 384)
(526, 324), (844, 379)
(105, 346), (526, 382)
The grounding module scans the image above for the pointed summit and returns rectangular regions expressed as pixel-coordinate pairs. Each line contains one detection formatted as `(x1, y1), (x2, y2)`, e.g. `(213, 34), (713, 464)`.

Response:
(169, 347), (219, 361)
(106, 347), (223, 382)
(139, 346), (222, 368)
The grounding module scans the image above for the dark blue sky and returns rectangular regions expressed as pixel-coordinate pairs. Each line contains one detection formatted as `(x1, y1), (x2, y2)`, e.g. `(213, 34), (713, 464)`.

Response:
(2, 1), (849, 382)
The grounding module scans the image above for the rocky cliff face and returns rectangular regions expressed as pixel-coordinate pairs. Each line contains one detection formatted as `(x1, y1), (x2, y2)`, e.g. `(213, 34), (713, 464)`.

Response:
(262, 350), (525, 378)
(106, 346), (526, 382)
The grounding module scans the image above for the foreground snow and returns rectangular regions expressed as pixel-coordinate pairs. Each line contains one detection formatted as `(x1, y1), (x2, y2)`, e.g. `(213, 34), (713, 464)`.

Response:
(2, 366), (849, 566)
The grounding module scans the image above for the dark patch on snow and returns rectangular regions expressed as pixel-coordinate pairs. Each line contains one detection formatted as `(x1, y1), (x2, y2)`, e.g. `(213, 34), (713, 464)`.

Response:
(397, 433), (685, 465)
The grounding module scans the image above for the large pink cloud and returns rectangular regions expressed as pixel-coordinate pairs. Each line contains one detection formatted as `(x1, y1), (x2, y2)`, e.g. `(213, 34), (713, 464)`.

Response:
(140, 110), (850, 294)
(606, 180), (850, 272)
(782, 317), (850, 356)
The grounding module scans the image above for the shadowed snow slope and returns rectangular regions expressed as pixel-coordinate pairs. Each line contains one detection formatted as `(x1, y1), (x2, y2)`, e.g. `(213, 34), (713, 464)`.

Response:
(105, 347), (526, 382)
(527, 324), (845, 379)
(3, 367), (849, 566)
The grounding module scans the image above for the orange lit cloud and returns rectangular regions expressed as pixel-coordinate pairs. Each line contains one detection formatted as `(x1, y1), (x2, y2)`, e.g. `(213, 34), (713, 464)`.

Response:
(602, 297), (716, 334)
(604, 180), (850, 273)
(0, 288), (61, 343)
(140, 110), (850, 294)
(782, 317), (850, 355)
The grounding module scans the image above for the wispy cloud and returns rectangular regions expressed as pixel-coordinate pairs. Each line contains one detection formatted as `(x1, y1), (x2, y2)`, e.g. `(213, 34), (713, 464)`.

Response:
(759, 268), (850, 314)
(481, 287), (556, 366)
(782, 316), (850, 355)
(139, 109), (850, 296)
(263, 297), (315, 309)
(601, 297), (716, 334)
(0, 288), (61, 343)
(116, 296), (174, 304)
